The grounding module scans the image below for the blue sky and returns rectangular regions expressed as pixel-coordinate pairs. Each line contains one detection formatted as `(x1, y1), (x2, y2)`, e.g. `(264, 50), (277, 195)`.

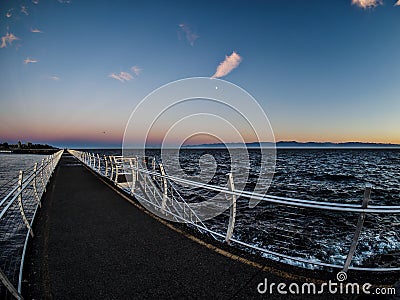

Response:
(1, 0), (400, 148)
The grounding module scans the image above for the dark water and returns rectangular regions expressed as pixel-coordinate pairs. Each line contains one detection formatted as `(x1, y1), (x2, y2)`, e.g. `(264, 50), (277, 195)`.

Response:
(87, 148), (400, 269)
(90, 148), (400, 205)
(0, 153), (49, 295)
(0, 154), (46, 196)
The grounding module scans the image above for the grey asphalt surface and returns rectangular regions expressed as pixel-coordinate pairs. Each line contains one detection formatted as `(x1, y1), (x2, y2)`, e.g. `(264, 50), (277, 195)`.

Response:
(22, 153), (398, 299)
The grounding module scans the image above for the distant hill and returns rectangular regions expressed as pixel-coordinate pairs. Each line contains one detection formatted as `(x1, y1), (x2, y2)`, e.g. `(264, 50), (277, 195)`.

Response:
(183, 141), (400, 149)
(276, 141), (400, 148)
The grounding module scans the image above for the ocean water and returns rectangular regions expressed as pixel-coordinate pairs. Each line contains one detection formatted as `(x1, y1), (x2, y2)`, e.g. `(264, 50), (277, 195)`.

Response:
(87, 148), (400, 269)
(0, 154), (47, 200)
(88, 148), (400, 205)
(0, 153), (49, 295)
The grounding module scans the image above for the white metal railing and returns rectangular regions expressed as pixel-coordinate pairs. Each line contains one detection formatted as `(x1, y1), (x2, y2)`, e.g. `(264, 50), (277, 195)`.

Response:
(69, 150), (212, 233)
(0, 150), (63, 300)
(68, 150), (400, 273)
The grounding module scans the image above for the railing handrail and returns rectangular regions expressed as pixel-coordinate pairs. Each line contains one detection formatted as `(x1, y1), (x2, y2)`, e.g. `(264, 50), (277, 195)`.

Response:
(0, 162), (47, 208)
(125, 166), (400, 214)
(0, 158), (56, 219)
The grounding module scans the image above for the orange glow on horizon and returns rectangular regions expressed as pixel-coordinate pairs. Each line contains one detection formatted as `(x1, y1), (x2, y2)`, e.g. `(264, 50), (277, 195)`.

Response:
(1, 123), (399, 146)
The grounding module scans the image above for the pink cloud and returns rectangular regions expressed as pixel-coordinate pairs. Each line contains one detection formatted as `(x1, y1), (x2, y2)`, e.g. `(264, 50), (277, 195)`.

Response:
(21, 6), (29, 16)
(24, 57), (38, 64)
(6, 9), (14, 18)
(109, 72), (133, 83)
(178, 23), (199, 46)
(30, 28), (43, 33)
(131, 65), (142, 76)
(211, 51), (242, 78)
(0, 33), (19, 48)
(351, 0), (383, 9)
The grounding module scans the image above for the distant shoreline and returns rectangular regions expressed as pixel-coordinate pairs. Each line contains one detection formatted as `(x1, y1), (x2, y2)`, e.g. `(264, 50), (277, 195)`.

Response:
(69, 147), (400, 151)
(182, 141), (400, 149)
(0, 149), (60, 155)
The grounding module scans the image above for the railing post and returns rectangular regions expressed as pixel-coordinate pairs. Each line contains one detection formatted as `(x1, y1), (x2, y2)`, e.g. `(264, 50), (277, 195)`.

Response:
(110, 156), (115, 181)
(152, 158), (155, 180)
(32, 162), (41, 207)
(97, 154), (101, 173)
(45, 157), (50, 180)
(225, 173), (237, 244)
(40, 159), (45, 191)
(143, 159), (147, 192)
(136, 156), (139, 185)
(114, 157), (119, 184)
(342, 183), (372, 273)
(160, 163), (168, 214)
(130, 158), (136, 194)
(104, 156), (109, 177)
(17, 171), (34, 238)
(49, 155), (52, 173)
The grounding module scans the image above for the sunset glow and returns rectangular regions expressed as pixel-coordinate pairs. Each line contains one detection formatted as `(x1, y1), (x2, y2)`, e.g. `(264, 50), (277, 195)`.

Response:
(1, 0), (400, 148)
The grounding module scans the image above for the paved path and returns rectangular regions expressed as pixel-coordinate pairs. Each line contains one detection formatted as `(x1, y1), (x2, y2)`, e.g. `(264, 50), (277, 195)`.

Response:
(23, 153), (392, 299)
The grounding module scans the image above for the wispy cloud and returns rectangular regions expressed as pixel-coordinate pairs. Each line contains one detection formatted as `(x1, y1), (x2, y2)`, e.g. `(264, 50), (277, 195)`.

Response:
(24, 57), (38, 64)
(351, 0), (383, 9)
(21, 6), (29, 16)
(211, 51), (242, 78)
(178, 23), (199, 46)
(6, 9), (14, 18)
(49, 76), (60, 81)
(0, 33), (19, 48)
(32, 0), (39, 4)
(109, 72), (133, 83)
(130, 65), (142, 76)
(30, 28), (43, 33)
(110, 65), (141, 83)
(57, 0), (71, 3)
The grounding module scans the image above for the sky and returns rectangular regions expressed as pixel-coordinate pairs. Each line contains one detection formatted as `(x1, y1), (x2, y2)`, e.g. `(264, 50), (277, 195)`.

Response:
(1, 0), (400, 148)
